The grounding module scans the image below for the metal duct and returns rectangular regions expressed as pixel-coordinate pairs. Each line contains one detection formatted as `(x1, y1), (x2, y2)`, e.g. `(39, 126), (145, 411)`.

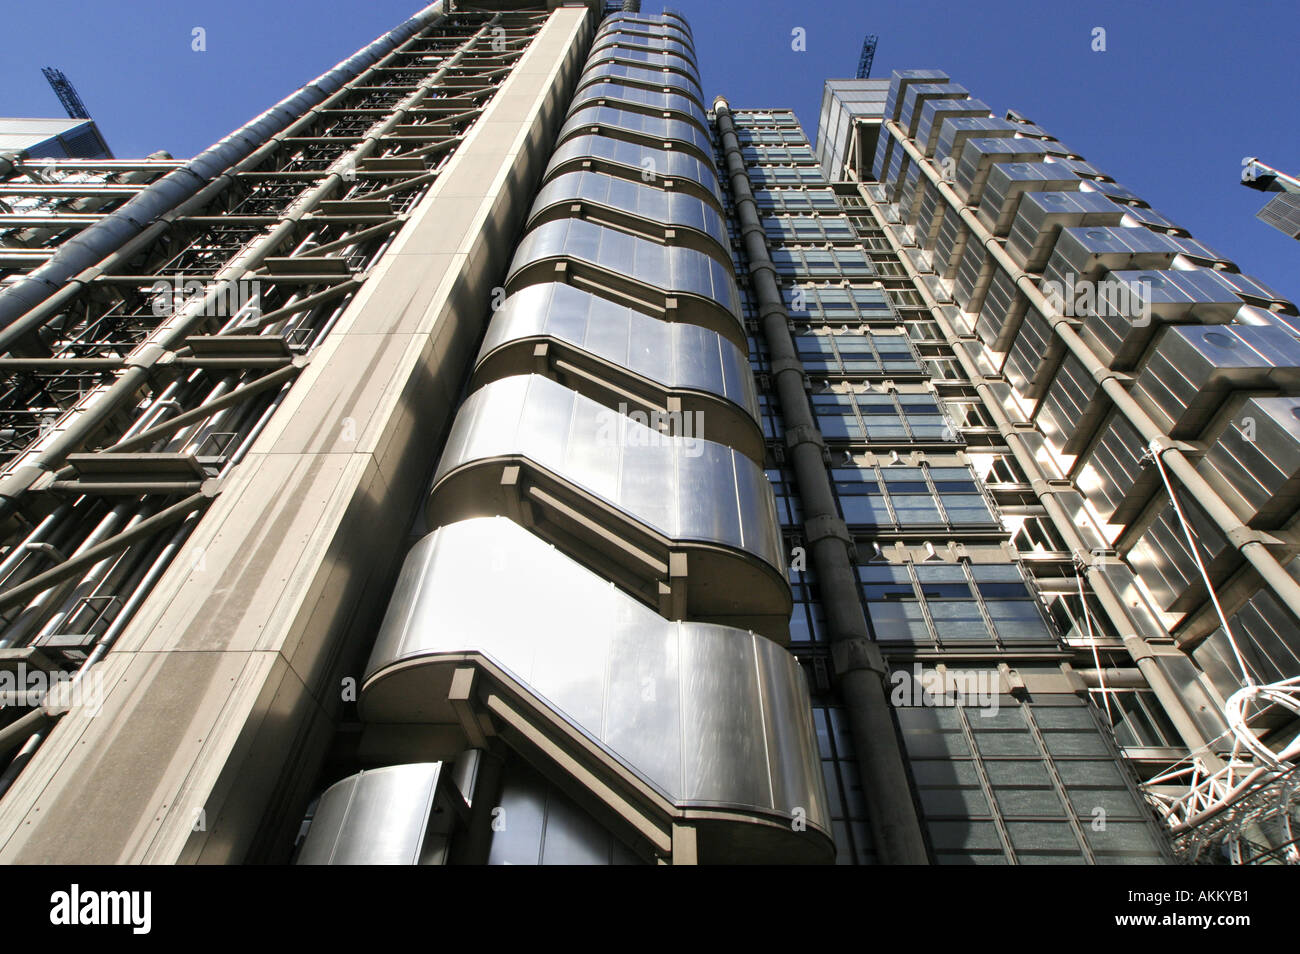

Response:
(0, 2), (447, 348)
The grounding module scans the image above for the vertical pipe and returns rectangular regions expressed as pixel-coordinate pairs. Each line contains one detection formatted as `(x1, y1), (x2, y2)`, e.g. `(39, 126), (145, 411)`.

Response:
(714, 97), (929, 864)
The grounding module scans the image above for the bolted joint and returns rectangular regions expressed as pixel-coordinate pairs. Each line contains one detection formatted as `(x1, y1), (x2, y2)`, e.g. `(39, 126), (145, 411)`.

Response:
(1229, 525), (1272, 549)
(803, 514), (852, 548)
(831, 637), (887, 679)
(1145, 434), (1195, 458)
(0, 465), (48, 503)
(784, 424), (824, 453)
(769, 356), (805, 378)
(124, 342), (168, 371)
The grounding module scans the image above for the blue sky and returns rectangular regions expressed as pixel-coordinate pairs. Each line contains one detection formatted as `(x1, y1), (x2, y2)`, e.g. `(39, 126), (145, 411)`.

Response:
(3, 0), (1295, 302)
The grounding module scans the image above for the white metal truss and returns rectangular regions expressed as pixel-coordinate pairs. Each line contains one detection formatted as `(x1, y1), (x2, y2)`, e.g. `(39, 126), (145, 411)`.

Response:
(1143, 682), (1300, 864)
(1139, 442), (1300, 864)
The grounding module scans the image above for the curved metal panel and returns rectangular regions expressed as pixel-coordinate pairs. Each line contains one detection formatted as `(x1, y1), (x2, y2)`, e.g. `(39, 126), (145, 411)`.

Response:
(478, 283), (759, 418)
(527, 170), (728, 260)
(296, 763), (446, 865)
(584, 47), (697, 82)
(591, 34), (696, 66)
(577, 61), (705, 107)
(597, 19), (694, 51)
(606, 10), (691, 30)
(505, 218), (743, 345)
(360, 516), (831, 861)
(571, 82), (709, 128)
(472, 283), (762, 460)
(546, 134), (722, 207)
(657, 8), (692, 30)
(431, 374), (786, 577)
(558, 104), (712, 160)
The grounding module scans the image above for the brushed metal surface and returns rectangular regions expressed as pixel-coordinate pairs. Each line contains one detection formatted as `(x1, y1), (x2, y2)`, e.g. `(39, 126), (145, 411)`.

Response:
(361, 516), (829, 842)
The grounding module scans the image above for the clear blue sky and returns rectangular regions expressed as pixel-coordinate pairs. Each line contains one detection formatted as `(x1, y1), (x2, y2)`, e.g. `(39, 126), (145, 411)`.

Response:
(3, 0), (1295, 302)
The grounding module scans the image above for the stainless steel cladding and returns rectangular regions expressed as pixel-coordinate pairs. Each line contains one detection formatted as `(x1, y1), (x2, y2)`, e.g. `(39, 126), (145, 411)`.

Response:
(360, 517), (832, 863)
(296, 763), (455, 865)
(905, 86), (974, 146)
(545, 134), (723, 207)
(473, 282), (764, 460)
(526, 170), (729, 260)
(1006, 191), (1124, 271)
(1133, 324), (1300, 437)
(571, 82), (709, 126)
(1081, 268), (1257, 371)
(427, 374), (791, 635)
(1039, 353), (1102, 454)
(505, 218), (744, 345)
(899, 85), (972, 141)
(974, 266), (1028, 349)
(1193, 586), (1300, 699)
(1126, 496), (1239, 616)
(576, 61), (705, 105)
(955, 137), (1051, 205)
(933, 115), (1017, 167)
(586, 45), (695, 77)
(1076, 408), (1157, 534)
(978, 162), (1082, 236)
(557, 104), (713, 159)
(1042, 226), (1184, 288)
(875, 71), (950, 180)
(1198, 397), (1300, 528)
(590, 32), (696, 65)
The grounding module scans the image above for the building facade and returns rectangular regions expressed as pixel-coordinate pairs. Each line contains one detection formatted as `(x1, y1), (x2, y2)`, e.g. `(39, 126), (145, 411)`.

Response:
(0, 118), (112, 162)
(0, 2), (1294, 865)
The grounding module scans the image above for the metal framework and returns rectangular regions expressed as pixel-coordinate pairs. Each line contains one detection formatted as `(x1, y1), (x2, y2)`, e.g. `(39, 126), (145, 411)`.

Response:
(1242, 158), (1300, 240)
(840, 88), (1300, 863)
(0, 6), (549, 794)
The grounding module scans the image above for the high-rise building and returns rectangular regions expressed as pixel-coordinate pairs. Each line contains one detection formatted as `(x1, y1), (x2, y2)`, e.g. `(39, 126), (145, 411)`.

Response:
(0, 2), (1295, 866)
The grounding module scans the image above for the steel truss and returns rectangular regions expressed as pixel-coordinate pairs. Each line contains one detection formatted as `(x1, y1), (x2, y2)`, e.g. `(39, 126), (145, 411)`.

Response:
(0, 9), (549, 792)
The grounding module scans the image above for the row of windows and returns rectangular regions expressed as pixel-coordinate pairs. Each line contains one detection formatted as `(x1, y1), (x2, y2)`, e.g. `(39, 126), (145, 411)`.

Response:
(811, 391), (956, 443)
(796, 331), (920, 375)
(763, 215), (857, 243)
(831, 465), (997, 529)
(861, 562), (1056, 647)
(770, 247), (874, 278)
(732, 112), (800, 126)
(738, 144), (817, 164)
(734, 129), (808, 145)
(899, 692), (1166, 864)
(749, 166), (827, 186)
(749, 187), (841, 212)
(806, 701), (874, 864)
(783, 284), (895, 320)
